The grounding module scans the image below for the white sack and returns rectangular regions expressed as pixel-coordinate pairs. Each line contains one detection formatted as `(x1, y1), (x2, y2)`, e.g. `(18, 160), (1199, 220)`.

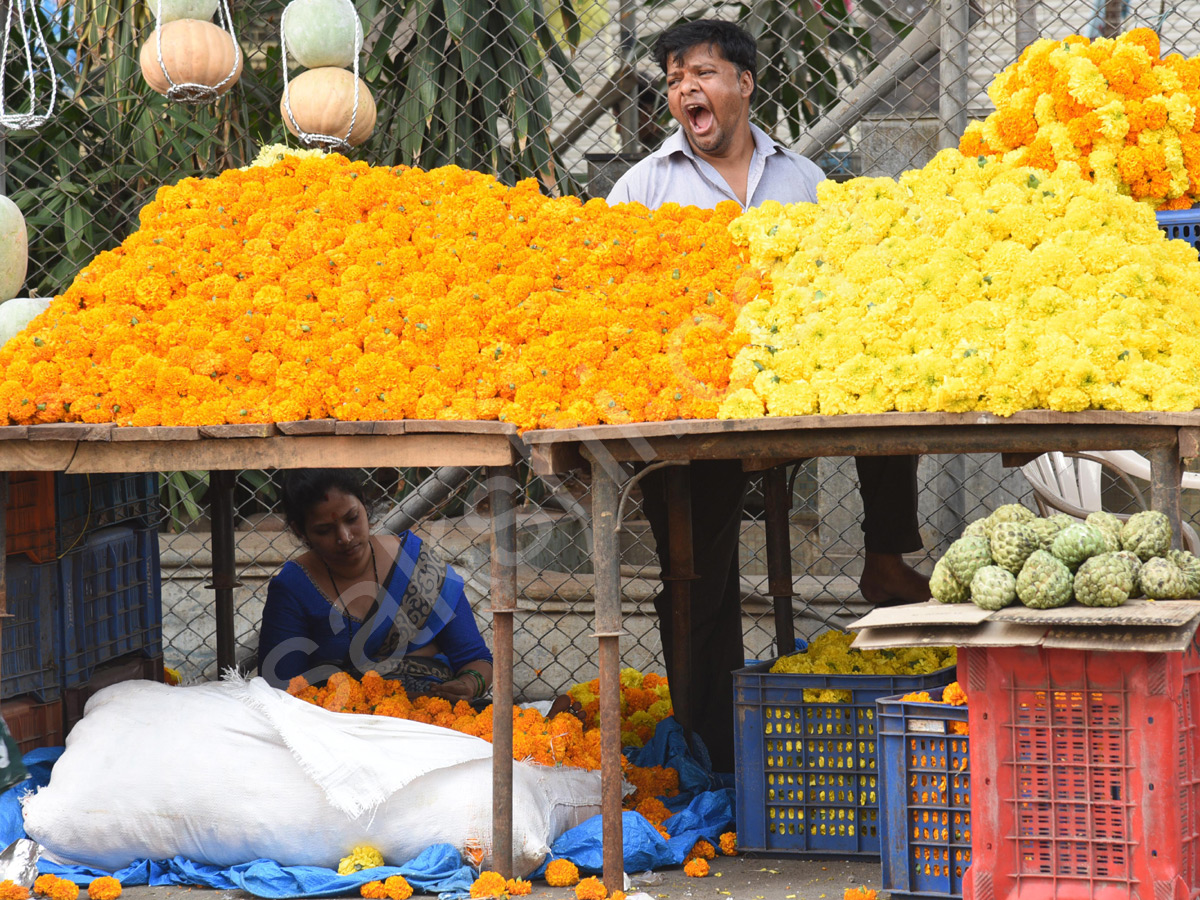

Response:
(24, 677), (601, 876)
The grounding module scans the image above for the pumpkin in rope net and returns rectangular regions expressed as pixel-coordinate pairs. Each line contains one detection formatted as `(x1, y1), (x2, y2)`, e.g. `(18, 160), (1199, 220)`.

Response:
(281, 67), (376, 147)
(0, 195), (28, 303)
(139, 18), (243, 97)
(282, 0), (364, 69)
(145, 0), (219, 24)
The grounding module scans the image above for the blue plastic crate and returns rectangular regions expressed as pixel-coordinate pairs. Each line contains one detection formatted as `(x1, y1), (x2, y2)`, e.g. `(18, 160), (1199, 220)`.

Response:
(58, 524), (163, 688)
(733, 659), (956, 857)
(878, 692), (971, 900)
(1157, 208), (1200, 254)
(56, 473), (161, 555)
(3, 556), (60, 701)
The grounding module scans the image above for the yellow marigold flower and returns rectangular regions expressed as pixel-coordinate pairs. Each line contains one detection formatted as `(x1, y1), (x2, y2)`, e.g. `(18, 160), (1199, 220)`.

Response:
(86, 880), (120, 900)
(360, 882), (388, 900)
(545, 859), (580, 887)
(574, 876), (607, 900)
(338, 846), (385, 875)
(719, 832), (738, 856)
(0, 881), (29, 900)
(683, 858), (710, 877)
(469, 871), (506, 898)
(382, 876), (413, 900)
(506, 878), (532, 896)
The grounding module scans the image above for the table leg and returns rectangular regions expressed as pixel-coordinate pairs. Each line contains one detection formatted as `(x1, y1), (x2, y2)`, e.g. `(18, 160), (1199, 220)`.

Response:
(588, 454), (625, 893)
(1146, 444), (1184, 550)
(664, 465), (695, 748)
(0, 473), (7, 701)
(207, 470), (239, 673)
(487, 464), (518, 879)
(763, 467), (795, 659)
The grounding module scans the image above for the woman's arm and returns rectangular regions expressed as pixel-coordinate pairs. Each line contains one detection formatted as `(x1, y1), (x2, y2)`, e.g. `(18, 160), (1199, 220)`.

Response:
(259, 574), (321, 688)
(428, 659), (493, 702)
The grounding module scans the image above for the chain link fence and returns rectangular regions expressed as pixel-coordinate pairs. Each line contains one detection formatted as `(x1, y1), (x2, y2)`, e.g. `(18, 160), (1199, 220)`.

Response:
(3, 0), (1200, 689)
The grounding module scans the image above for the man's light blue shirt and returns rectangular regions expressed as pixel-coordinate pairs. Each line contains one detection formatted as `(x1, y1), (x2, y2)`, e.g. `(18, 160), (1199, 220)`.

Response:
(606, 122), (825, 210)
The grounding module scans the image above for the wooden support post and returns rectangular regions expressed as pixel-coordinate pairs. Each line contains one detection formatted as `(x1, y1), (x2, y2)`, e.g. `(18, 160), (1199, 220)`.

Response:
(1146, 444), (1184, 550)
(763, 466), (796, 659)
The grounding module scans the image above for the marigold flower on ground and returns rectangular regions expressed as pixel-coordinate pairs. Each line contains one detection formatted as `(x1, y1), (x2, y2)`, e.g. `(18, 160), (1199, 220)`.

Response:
(686, 839), (716, 861)
(545, 859), (580, 887)
(506, 878), (532, 896)
(574, 876), (607, 900)
(844, 889), (878, 900)
(719, 832), (738, 856)
(470, 871), (507, 898)
(0, 881), (29, 900)
(382, 876), (413, 900)
(32, 877), (77, 900)
(683, 858), (710, 877)
(360, 882), (387, 900)
(86, 880), (120, 900)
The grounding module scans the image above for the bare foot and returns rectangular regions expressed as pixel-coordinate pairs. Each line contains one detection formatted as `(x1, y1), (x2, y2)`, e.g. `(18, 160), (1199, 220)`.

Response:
(859, 551), (932, 607)
(548, 694), (586, 723)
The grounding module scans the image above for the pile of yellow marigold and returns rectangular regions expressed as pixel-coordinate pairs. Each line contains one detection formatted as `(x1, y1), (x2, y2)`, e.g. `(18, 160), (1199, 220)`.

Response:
(288, 671), (679, 809)
(567, 667), (673, 748)
(0, 155), (755, 429)
(960, 29), (1200, 208)
(720, 149), (1200, 419)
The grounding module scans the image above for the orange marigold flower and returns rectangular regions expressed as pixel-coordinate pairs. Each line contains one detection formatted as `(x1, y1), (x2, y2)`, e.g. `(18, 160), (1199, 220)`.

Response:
(545, 859), (580, 887)
(942, 682), (968, 706)
(686, 839), (716, 861)
(382, 875), (413, 900)
(0, 881), (29, 900)
(33, 877), (78, 900)
(574, 876), (607, 900)
(360, 882), (388, 900)
(86, 879), (121, 900)
(844, 889), (878, 900)
(683, 858), (710, 878)
(469, 871), (506, 898)
(506, 878), (532, 896)
(719, 832), (738, 856)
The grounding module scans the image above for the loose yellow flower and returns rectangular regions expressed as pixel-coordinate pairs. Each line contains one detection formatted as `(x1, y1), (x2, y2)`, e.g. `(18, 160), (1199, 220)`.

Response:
(574, 876), (607, 900)
(683, 858), (710, 877)
(545, 859), (580, 887)
(338, 846), (385, 874)
(86, 880), (120, 900)
(469, 871), (507, 898)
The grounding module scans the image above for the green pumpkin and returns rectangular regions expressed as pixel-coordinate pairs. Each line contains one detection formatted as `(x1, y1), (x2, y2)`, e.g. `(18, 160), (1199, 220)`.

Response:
(283, 0), (363, 69)
(0, 196), (28, 303)
(0, 298), (50, 349)
(146, 0), (219, 23)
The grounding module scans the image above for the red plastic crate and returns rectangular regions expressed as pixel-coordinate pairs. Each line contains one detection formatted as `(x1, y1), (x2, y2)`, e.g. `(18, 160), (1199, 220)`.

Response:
(5, 473), (56, 562)
(961, 639), (1200, 900)
(2, 696), (63, 753)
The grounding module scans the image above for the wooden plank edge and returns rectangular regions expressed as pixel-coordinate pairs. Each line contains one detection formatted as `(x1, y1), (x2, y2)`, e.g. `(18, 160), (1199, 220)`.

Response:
(112, 426), (202, 442)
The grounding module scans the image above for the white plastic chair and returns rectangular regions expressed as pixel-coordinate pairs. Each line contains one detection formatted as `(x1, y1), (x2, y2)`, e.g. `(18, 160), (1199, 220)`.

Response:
(1020, 451), (1200, 553)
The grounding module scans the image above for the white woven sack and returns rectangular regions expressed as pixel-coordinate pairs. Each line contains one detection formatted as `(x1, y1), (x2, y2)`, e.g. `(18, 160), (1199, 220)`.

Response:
(24, 677), (601, 876)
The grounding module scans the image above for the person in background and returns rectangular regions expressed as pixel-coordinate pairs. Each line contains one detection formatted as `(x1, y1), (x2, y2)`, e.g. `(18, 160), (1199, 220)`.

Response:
(607, 19), (929, 772)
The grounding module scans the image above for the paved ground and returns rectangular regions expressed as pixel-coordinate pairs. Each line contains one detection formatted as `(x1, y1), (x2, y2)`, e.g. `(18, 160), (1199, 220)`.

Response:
(116, 856), (881, 900)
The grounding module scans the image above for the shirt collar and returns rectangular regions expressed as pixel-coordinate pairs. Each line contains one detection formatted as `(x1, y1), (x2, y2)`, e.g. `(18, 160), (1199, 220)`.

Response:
(653, 122), (785, 161)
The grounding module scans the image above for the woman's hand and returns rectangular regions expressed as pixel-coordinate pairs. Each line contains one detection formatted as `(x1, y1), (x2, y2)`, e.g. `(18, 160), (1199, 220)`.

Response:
(429, 676), (476, 702)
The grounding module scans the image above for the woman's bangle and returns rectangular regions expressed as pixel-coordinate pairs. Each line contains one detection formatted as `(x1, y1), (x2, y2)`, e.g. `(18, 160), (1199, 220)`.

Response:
(459, 668), (488, 699)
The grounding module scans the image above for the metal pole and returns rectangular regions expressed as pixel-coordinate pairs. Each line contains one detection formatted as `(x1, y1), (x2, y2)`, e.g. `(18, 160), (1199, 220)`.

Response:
(1146, 444), (1184, 551)
(0, 473), (7, 702)
(663, 465), (695, 744)
(938, 0), (970, 150)
(207, 470), (239, 673)
(1014, 0), (1039, 56)
(584, 448), (625, 893)
(487, 465), (517, 879)
(763, 467), (796, 659)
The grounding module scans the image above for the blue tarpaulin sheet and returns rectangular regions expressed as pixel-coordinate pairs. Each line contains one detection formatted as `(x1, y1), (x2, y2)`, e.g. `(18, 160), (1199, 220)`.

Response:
(3, 718), (734, 897)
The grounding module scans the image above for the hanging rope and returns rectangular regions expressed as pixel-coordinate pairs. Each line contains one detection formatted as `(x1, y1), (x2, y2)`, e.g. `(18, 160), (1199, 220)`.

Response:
(279, 0), (362, 152)
(0, 0), (58, 130)
(152, 0), (241, 103)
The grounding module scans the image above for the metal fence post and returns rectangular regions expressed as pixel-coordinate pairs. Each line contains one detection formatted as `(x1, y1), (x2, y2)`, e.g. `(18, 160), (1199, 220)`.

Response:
(938, 0), (970, 150)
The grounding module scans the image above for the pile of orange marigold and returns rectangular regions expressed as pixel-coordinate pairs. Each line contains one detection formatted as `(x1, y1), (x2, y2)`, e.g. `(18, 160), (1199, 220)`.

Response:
(0, 155), (758, 430)
(288, 671), (679, 810)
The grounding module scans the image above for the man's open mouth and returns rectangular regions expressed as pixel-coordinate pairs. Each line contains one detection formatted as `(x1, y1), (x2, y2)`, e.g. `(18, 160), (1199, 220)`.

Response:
(686, 103), (714, 133)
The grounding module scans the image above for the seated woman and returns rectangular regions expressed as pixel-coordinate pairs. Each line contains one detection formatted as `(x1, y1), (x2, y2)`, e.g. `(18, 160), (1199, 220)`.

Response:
(258, 468), (493, 704)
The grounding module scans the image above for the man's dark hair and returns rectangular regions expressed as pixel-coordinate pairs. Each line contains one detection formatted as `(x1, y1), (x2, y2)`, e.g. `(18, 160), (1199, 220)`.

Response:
(653, 20), (758, 101)
(281, 468), (370, 536)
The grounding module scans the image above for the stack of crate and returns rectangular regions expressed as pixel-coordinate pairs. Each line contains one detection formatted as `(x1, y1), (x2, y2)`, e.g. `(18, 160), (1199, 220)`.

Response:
(3, 472), (164, 752)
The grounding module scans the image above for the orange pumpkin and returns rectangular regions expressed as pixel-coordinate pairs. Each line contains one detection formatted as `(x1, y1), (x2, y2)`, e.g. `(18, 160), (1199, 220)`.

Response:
(139, 18), (243, 98)
(281, 67), (376, 147)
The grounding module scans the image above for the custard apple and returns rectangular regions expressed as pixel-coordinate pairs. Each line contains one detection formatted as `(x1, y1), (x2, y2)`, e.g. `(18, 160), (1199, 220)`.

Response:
(1074, 553), (1134, 607)
(1168, 549), (1200, 597)
(1113, 550), (1143, 596)
(1085, 512), (1122, 553)
(1016, 550), (1074, 609)
(1140, 557), (1189, 600)
(986, 503), (1037, 535)
(1029, 516), (1068, 551)
(1050, 523), (1107, 571)
(971, 565), (1018, 610)
(962, 518), (990, 539)
(989, 522), (1039, 574)
(944, 536), (994, 586)
(930, 558), (969, 604)
(1120, 510), (1173, 561)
